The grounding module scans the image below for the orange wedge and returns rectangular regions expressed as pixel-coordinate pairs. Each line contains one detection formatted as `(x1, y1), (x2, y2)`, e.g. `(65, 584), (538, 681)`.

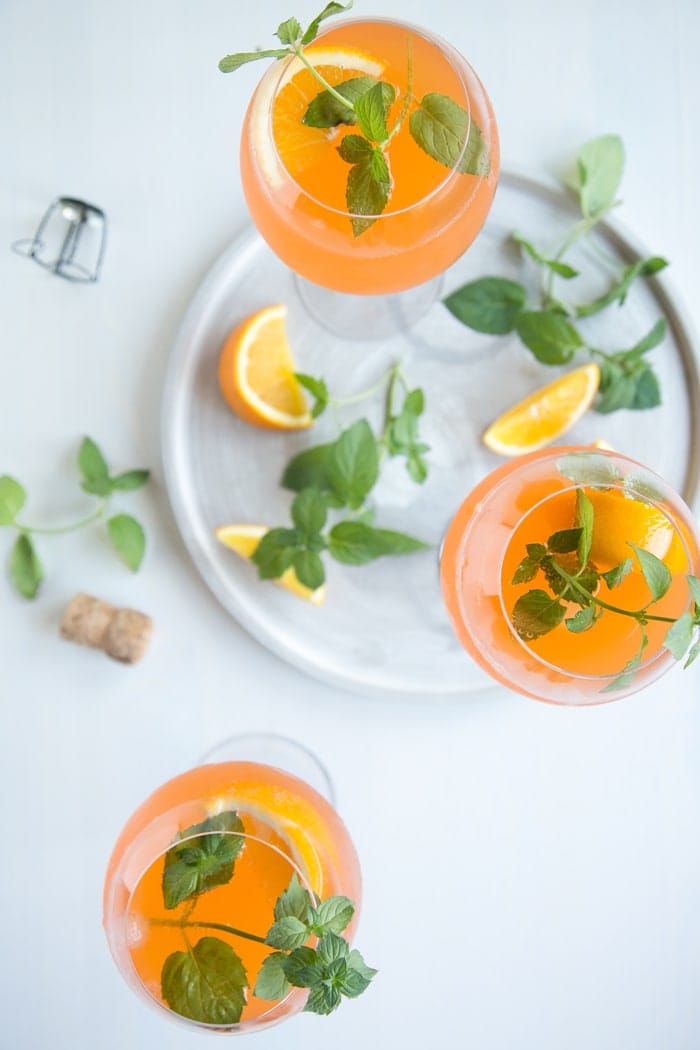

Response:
(251, 46), (385, 185)
(482, 363), (600, 456)
(218, 304), (312, 429)
(587, 489), (686, 572)
(215, 523), (326, 605)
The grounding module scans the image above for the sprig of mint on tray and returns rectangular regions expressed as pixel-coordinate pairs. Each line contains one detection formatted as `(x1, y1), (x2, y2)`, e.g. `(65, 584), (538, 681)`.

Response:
(152, 811), (375, 1024)
(219, 0), (489, 235)
(251, 364), (430, 590)
(444, 134), (668, 414)
(0, 437), (149, 599)
(509, 483), (700, 693)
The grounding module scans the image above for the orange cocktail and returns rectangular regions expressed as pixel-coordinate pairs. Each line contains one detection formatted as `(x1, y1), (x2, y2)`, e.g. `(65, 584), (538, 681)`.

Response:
(239, 17), (499, 294)
(440, 447), (700, 704)
(103, 760), (362, 1031)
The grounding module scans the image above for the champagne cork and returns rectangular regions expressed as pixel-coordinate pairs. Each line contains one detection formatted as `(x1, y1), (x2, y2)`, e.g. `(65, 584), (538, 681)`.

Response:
(60, 593), (152, 664)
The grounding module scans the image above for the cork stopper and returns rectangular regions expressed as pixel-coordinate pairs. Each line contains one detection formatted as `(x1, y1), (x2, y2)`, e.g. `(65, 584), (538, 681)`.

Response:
(60, 593), (152, 663)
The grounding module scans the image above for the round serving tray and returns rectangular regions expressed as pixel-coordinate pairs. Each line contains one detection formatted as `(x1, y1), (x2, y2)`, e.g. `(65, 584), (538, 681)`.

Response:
(161, 172), (700, 697)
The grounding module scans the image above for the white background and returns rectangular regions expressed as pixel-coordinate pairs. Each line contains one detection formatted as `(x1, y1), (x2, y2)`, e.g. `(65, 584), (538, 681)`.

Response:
(2, 1), (700, 1048)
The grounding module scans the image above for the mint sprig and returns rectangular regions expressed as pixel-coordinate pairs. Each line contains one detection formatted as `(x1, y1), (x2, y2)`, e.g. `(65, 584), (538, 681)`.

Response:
(0, 437), (149, 599)
(152, 816), (375, 1025)
(508, 486), (700, 691)
(443, 135), (668, 415)
(219, 2), (491, 235)
(248, 365), (431, 590)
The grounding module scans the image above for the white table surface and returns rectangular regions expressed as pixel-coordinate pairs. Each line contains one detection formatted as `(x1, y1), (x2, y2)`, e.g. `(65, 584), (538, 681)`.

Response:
(3, 1), (700, 1048)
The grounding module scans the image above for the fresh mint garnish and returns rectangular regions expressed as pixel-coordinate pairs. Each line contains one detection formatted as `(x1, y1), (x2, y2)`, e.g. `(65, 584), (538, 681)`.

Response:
(1, 437), (149, 599)
(162, 811), (245, 910)
(220, 2), (492, 234)
(162, 937), (248, 1025)
(152, 816), (374, 1024)
(508, 485), (700, 691)
(247, 364), (431, 589)
(442, 135), (669, 414)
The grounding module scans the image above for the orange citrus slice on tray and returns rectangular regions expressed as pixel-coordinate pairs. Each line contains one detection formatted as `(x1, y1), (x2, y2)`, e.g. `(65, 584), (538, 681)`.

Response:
(482, 363), (600, 456)
(252, 46), (385, 185)
(218, 304), (312, 429)
(215, 523), (326, 605)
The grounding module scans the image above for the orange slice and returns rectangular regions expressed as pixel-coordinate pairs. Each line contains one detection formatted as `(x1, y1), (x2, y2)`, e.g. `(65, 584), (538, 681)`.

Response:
(587, 489), (686, 572)
(215, 523), (326, 605)
(218, 304), (312, 429)
(482, 363), (600, 456)
(251, 46), (385, 185)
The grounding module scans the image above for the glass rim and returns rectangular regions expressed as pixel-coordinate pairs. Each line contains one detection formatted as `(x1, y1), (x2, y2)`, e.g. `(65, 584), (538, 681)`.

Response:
(496, 478), (693, 684)
(259, 14), (479, 221)
(119, 828), (314, 1031)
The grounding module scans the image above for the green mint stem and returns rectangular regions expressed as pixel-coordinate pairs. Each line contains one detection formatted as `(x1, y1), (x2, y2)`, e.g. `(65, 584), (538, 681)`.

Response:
(16, 501), (108, 536)
(151, 917), (268, 945)
(543, 216), (598, 300)
(549, 561), (677, 623)
(292, 44), (358, 111)
(333, 363), (402, 407)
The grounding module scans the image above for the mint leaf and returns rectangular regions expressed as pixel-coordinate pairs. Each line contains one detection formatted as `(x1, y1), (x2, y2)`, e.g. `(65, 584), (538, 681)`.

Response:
(109, 469), (150, 491)
(516, 310), (583, 364)
(275, 17), (302, 45)
(573, 134), (625, 218)
(273, 873), (312, 923)
(410, 94), (489, 175)
(338, 134), (374, 164)
(218, 48), (288, 73)
(556, 453), (621, 488)
(629, 542), (671, 602)
(281, 946), (320, 988)
(443, 277), (527, 335)
(630, 366), (661, 410)
(344, 148), (390, 236)
(294, 373), (329, 418)
(301, 0), (353, 45)
(251, 528), (299, 579)
(575, 489), (594, 567)
(513, 232), (578, 278)
(282, 443), (338, 501)
(602, 558), (633, 589)
(547, 527), (583, 554)
(328, 521), (427, 564)
(627, 318), (667, 358)
(565, 606), (596, 633)
(265, 916), (310, 950)
(304, 77), (376, 127)
(292, 549), (325, 590)
(664, 611), (695, 661)
(600, 633), (647, 693)
(326, 420), (379, 509)
(354, 81), (390, 141)
(386, 388), (430, 482)
(346, 948), (378, 988)
(511, 589), (566, 640)
(309, 896), (355, 935)
(576, 257), (667, 318)
(291, 488), (327, 538)
(687, 576), (700, 606)
(254, 952), (291, 1001)
(107, 513), (145, 571)
(10, 534), (42, 599)
(316, 931), (350, 966)
(305, 984), (342, 1015)
(595, 364), (637, 413)
(161, 937), (247, 1024)
(511, 545), (546, 585)
(78, 436), (111, 496)
(684, 636), (700, 669)
(162, 811), (244, 910)
(0, 475), (26, 525)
